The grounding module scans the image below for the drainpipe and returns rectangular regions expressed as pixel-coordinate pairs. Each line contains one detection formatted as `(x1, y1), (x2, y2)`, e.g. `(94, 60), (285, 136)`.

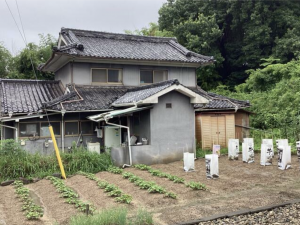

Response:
(61, 110), (66, 153)
(105, 119), (132, 168)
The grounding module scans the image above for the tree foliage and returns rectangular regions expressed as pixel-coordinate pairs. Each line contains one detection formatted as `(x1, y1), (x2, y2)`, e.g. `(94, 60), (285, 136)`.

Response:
(158, 0), (300, 89)
(0, 34), (55, 80)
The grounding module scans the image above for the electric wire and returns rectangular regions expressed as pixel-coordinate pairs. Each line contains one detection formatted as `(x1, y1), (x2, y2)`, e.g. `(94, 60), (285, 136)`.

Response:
(5, 0), (51, 126)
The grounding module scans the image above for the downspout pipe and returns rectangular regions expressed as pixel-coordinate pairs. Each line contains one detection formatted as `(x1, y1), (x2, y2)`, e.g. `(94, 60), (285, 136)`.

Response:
(105, 119), (132, 168)
(61, 110), (66, 153)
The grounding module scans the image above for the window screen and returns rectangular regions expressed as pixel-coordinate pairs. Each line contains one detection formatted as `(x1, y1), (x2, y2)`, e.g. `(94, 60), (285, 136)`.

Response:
(81, 121), (94, 134)
(40, 122), (60, 137)
(108, 69), (121, 83)
(65, 122), (79, 136)
(140, 70), (153, 84)
(92, 69), (106, 83)
(19, 123), (40, 137)
(154, 70), (168, 83)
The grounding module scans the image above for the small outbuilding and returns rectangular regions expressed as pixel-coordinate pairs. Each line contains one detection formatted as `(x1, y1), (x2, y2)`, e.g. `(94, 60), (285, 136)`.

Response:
(192, 88), (251, 149)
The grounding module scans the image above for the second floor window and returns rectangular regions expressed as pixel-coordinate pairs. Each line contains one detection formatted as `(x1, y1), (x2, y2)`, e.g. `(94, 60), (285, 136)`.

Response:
(92, 68), (122, 84)
(140, 70), (168, 84)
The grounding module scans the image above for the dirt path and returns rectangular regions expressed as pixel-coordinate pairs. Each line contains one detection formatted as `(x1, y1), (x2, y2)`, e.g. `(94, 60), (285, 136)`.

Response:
(65, 175), (120, 210)
(27, 179), (79, 225)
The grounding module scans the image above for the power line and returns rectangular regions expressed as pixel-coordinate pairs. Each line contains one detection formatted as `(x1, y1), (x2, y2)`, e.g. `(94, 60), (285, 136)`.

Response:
(5, 0), (51, 126)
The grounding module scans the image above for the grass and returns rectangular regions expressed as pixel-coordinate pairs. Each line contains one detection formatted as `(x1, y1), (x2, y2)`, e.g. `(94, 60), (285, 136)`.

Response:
(69, 207), (153, 225)
(0, 139), (113, 182)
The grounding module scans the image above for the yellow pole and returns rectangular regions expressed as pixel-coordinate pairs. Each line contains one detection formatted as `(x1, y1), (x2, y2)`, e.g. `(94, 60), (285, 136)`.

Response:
(49, 125), (66, 179)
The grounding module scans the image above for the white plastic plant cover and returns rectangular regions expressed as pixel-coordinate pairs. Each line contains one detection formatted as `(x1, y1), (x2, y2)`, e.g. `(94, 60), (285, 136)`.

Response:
(205, 154), (219, 179)
(228, 139), (239, 160)
(296, 141), (300, 161)
(262, 139), (274, 157)
(260, 144), (272, 166)
(183, 152), (195, 172)
(277, 145), (291, 170)
(242, 138), (254, 163)
(213, 144), (221, 157)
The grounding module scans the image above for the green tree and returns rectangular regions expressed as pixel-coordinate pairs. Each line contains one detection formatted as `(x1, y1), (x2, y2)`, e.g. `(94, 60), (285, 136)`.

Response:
(8, 34), (56, 80)
(158, 0), (300, 89)
(0, 43), (13, 78)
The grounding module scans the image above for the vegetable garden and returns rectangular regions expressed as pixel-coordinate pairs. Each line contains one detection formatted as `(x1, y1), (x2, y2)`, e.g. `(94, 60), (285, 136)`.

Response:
(1, 153), (300, 224)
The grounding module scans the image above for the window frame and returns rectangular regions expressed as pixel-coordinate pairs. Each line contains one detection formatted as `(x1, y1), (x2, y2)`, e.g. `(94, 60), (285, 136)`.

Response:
(64, 121), (80, 137)
(19, 121), (61, 138)
(91, 68), (123, 85)
(80, 120), (95, 136)
(140, 69), (168, 85)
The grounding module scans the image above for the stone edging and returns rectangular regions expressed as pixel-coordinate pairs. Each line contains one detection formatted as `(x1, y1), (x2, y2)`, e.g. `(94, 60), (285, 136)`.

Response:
(174, 198), (300, 225)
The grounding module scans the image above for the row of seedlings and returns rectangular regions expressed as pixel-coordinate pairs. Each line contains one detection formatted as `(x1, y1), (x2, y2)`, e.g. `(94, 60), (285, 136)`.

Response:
(107, 166), (177, 199)
(134, 164), (208, 191)
(13, 181), (44, 220)
(77, 171), (132, 204)
(46, 176), (96, 214)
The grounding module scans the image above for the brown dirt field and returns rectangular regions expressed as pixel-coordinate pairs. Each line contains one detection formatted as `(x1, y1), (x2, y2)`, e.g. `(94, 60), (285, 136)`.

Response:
(0, 154), (300, 225)
(65, 175), (120, 210)
(26, 179), (78, 225)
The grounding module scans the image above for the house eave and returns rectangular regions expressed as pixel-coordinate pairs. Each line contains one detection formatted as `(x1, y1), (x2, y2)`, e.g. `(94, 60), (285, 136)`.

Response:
(41, 52), (213, 72)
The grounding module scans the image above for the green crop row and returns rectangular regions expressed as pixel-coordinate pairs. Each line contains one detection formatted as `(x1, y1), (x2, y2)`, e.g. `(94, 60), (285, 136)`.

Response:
(77, 171), (132, 204)
(46, 176), (96, 214)
(122, 172), (177, 199)
(13, 180), (43, 220)
(133, 164), (208, 191)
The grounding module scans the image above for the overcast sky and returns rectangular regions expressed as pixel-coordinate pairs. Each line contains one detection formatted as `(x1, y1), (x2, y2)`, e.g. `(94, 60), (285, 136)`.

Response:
(1, 0), (167, 55)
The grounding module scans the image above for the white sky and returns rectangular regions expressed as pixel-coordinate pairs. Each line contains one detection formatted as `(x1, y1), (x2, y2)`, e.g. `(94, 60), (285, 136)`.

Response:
(0, 0), (167, 55)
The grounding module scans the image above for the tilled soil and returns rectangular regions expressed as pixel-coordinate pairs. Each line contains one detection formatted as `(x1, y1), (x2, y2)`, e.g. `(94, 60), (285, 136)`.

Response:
(0, 154), (300, 225)
(200, 202), (300, 224)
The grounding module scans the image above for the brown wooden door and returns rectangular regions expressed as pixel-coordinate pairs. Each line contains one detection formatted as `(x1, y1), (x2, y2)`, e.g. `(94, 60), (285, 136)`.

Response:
(218, 116), (226, 146)
(210, 116), (226, 147)
(211, 117), (219, 145)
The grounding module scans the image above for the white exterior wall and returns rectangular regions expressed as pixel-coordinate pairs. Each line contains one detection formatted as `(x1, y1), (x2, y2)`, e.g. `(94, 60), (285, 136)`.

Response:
(56, 62), (197, 87)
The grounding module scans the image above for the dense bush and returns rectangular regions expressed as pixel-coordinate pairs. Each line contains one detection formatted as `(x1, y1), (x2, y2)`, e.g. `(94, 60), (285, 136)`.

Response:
(0, 139), (112, 182)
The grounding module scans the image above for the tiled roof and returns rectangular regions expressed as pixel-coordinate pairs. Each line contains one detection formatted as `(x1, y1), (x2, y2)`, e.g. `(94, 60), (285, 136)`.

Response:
(0, 79), (64, 115)
(0, 79), (250, 115)
(48, 85), (128, 111)
(113, 79), (180, 105)
(53, 28), (214, 65)
(191, 86), (250, 110)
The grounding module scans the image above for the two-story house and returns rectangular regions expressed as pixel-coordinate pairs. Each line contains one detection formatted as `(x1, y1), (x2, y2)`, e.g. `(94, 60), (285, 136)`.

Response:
(0, 28), (250, 165)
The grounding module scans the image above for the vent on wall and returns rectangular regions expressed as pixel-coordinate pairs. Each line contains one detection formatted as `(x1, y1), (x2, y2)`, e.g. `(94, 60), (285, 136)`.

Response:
(166, 103), (172, 108)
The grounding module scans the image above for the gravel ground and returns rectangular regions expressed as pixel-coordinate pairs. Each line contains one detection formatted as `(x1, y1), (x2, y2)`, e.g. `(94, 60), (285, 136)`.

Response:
(199, 203), (300, 225)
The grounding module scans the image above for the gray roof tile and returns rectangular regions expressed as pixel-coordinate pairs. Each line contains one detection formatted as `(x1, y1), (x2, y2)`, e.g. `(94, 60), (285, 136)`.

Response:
(54, 28), (214, 65)
(0, 79), (64, 115)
